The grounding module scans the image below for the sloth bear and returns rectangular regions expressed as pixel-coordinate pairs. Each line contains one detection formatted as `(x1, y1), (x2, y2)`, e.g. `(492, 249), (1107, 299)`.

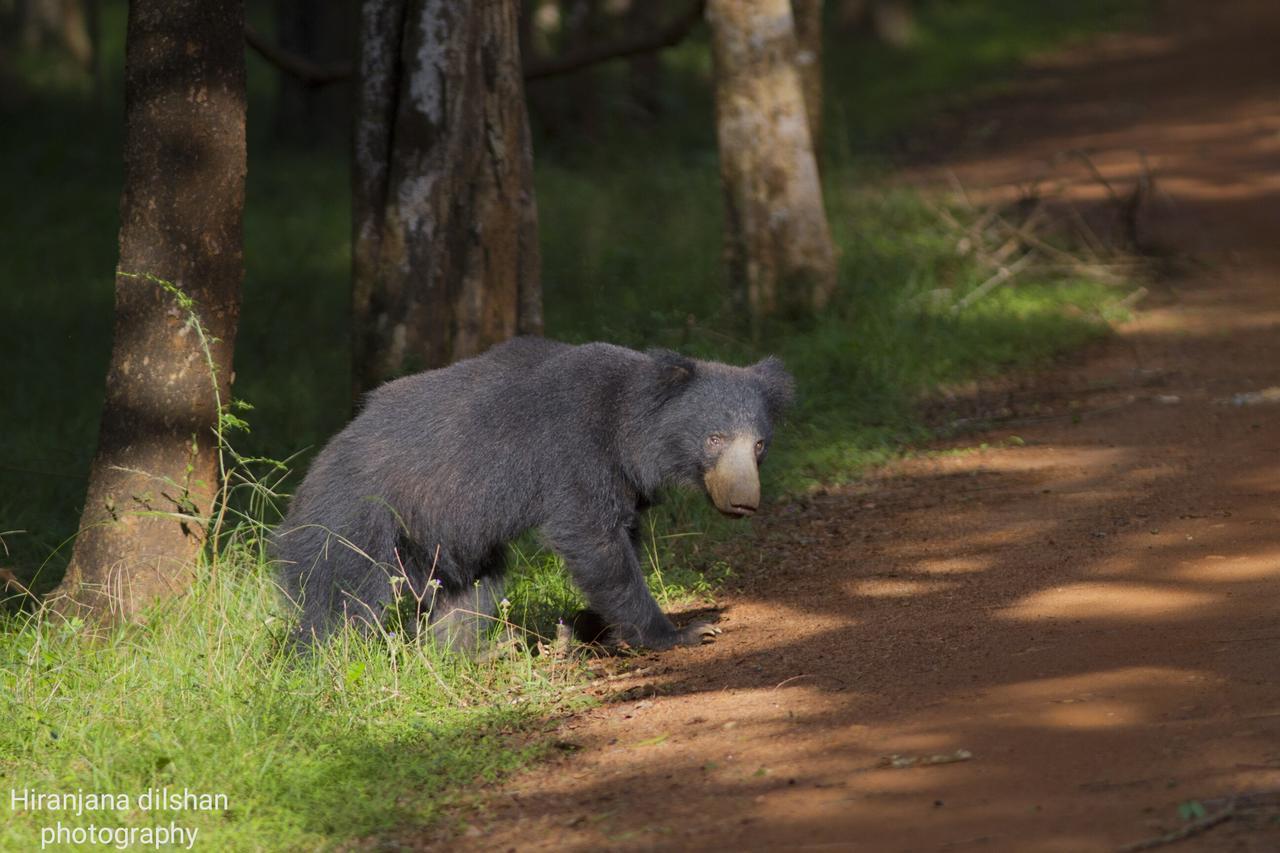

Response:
(273, 337), (793, 652)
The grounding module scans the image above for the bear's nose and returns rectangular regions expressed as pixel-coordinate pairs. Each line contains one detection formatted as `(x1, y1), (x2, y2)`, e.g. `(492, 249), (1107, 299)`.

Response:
(704, 435), (762, 518)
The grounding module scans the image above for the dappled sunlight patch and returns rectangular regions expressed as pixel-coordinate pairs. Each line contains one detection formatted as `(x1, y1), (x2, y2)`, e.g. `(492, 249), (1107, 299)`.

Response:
(1126, 300), (1280, 336)
(1222, 462), (1280, 494)
(925, 445), (1130, 477)
(748, 786), (1112, 853)
(747, 786), (922, 829)
(727, 599), (860, 636)
(909, 556), (992, 576)
(866, 731), (958, 757)
(1050, 462), (1180, 494)
(1156, 170), (1280, 202)
(1032, 30), (1178, 71)
(1089, 554), (1146, 578)
(999, 582), (1219, 621)
(981, 666), (1207, 731)
(1174, 552), (1280, 583)
(846, 577), (958, 598)
(1039, 699), (1143, 730)
(1051, 485), (1149, 504)
(927, 517), (1057, 551)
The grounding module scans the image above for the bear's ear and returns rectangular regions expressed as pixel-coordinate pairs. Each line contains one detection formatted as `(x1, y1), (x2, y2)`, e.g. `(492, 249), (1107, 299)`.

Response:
(647, 348), (698, 401)
(751, 355), (796, 419)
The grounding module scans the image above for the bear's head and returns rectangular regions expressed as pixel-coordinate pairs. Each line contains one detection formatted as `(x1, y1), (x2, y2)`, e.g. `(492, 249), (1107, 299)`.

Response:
(644, 349), (795, 517)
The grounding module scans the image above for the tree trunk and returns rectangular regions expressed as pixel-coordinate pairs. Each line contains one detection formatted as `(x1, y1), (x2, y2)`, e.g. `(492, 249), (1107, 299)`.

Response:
(561, 0), (602, 132)
(871, 0), (916, 47)
(790, 0), (822, 159)
(51, 0), (246, 619)
(19, 0), (93, 68)
(352, 0), (542, 394)
(272, 0), (356, 146)
(706, 0), (837, 333)
(626, 0), (664, 118)
(838, 0), (916, 46)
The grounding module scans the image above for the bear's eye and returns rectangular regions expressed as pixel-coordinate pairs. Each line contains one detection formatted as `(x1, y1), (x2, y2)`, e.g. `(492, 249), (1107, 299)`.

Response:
(754, 439), (765, 455)
(706, 434), (723, 448)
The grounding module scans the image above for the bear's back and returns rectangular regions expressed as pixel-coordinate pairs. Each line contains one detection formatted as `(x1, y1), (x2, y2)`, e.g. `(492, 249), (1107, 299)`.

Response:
(327, 340), (639, 531)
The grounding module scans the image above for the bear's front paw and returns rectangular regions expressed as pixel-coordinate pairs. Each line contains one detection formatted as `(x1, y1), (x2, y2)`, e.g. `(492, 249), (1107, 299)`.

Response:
(675, 621), (722, 646)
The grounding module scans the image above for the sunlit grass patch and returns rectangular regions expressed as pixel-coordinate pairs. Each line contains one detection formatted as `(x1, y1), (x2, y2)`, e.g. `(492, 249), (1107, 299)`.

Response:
(0, 545), (590, 850)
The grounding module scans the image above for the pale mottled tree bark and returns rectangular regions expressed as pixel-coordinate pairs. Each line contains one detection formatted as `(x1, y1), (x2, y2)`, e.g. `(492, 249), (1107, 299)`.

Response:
(706, 0), (837, 332)
(790, 0), (823, 157)
(352, 0), (542, 394)
(53, 0), (246, 619)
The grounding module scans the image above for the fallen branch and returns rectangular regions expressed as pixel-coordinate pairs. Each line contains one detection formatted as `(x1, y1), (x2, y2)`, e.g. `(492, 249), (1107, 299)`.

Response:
(1066, 148), (1126, 208)
(936, 159), (1157, 297)
(952, 252), (1033, 313)
(1117, 801), (1234, 852)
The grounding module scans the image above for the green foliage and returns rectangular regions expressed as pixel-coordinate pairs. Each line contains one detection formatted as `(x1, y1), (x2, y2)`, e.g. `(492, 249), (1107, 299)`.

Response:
(0, 548), (587, 849)
(1178, 799), (1209, 821)
(823, 0), (1151, 149)
(538, 167), (1118, 497)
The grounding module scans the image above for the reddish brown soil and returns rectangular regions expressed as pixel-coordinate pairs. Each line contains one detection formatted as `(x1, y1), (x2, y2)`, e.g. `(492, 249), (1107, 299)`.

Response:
(451, 2), (1280, 850)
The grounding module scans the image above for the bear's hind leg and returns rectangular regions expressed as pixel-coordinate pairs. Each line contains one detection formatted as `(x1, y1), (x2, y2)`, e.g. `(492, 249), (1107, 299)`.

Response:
(427, 576), (505, 656)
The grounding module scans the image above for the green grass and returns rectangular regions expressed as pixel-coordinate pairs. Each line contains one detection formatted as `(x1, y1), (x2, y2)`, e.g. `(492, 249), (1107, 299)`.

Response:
(823, 0), (1151, 148)
(0, 0), (1147, 847)
(0, 545), (587, 850)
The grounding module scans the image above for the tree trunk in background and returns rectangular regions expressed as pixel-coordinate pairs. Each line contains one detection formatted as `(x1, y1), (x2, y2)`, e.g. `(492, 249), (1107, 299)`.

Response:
(790, 0), (823, 160)
(52, 0), (246, 619)
(273, 0), (356, 146)
(561, 0), (602, 133)
(627, 0), (665, 118)
(838, 0), (916, 46)
(19, 0), (93, 69)
(352, 0), (541, 394)
(706, 0), (837, 334)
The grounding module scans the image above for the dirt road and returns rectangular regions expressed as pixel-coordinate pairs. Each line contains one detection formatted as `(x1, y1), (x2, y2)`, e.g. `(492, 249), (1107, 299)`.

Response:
(450, 2), (1280, 850)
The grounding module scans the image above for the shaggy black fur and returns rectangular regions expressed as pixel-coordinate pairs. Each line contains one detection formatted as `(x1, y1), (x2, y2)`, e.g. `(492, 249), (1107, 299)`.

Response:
(272, 337), (793, 651)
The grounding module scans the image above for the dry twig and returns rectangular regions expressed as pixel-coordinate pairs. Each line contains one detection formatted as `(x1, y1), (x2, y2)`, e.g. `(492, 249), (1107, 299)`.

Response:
(1116, 801), (1234, 852)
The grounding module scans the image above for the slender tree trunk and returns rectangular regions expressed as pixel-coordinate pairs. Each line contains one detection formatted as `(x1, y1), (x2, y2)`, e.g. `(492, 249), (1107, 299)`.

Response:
(706, 0), (837, 333)
(273, 0), (356, 146)
(790, 0), (822, 159)
(19, 0), (93, 68)
(352, 0), (541, 394)
(562, 0), (602, 132)
(52, 0), (246, 619)
(838, 0), (916, 46)
(85, 0), (103, 102)
(626, 0), (664, 118)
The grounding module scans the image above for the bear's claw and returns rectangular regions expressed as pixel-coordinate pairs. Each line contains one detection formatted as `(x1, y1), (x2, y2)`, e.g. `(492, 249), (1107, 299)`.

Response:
(677, 621), (722, 645)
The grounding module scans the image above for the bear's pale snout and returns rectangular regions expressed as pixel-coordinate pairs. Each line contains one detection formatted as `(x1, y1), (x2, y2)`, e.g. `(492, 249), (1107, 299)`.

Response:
(704, 434), (761, 517)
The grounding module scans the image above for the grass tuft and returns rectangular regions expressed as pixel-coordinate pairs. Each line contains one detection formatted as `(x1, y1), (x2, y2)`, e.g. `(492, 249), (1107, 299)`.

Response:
(1, 541), (590, 849)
